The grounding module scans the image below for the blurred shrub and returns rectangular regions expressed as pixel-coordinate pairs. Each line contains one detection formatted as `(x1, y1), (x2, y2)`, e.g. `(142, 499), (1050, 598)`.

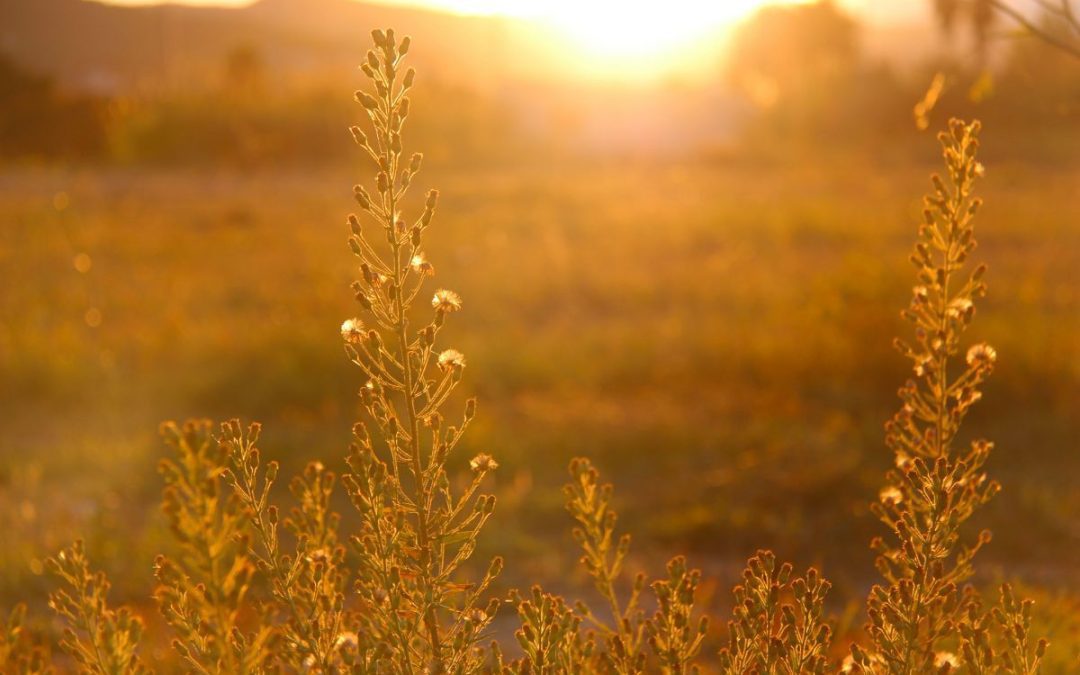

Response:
(0, 53), (107, 161)
(106, 77), (523, 167)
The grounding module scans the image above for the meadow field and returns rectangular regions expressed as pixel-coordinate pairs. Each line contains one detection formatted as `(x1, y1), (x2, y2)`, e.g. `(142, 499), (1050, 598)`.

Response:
(1, 147), (1077, 665)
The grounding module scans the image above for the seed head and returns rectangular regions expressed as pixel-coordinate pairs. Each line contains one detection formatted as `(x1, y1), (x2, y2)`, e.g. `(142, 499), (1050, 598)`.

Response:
(470, 453), (498, 473)
(432, 289), (462, 312)
(437, 349), (466, 372)
(410, 252), (434, 276)
(965, 343), (997, 370)
(341, 318), (365, 344)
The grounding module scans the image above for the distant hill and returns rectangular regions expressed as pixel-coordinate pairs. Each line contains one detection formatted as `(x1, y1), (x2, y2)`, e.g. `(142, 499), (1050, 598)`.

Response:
(0, 0), (966, 97)
(0, 0), (553, 93)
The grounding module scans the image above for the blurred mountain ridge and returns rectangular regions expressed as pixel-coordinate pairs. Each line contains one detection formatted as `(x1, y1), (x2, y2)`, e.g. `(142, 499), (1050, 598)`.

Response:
(0, 0), (534, 93)
(0, 0), (958, 95)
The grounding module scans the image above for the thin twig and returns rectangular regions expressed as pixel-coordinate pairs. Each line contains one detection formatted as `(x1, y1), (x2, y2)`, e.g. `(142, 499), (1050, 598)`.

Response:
(990, 0), (1080, 58)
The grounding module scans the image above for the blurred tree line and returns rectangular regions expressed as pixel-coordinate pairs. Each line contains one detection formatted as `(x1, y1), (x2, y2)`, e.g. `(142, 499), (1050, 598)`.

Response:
(0, 0), (1076, 165)
(0, 43), (520, 167)
(724, 0), (1078, 155)
(0, 54), (107, 160)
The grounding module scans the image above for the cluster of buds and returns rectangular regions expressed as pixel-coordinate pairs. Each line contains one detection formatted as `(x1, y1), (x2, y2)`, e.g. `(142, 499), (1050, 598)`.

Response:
(646, 556), (709, 672)
(719, 550), (832, 674)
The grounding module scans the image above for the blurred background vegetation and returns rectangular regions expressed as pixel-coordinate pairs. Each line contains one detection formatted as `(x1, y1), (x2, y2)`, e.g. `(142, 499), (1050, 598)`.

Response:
(0, 0), (1077, 668)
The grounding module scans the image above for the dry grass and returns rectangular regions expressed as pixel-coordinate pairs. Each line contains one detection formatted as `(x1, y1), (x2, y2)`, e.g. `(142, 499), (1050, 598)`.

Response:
(1, 160), (1075, 583)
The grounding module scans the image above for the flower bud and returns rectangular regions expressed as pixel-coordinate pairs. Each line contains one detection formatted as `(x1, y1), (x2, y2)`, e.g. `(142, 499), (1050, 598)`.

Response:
(353, 185), (370, 209)
(355, 91), (378, 110)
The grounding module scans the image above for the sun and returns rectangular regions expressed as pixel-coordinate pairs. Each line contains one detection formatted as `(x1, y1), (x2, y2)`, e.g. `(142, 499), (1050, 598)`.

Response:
(539, 1), (773, 58)
(406, 0), (801, 79)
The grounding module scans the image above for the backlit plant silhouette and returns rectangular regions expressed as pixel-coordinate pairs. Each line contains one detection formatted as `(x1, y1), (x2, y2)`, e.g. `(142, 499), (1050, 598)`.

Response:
(0, 31), (1052, 675)
(845, 119), (1049, 675)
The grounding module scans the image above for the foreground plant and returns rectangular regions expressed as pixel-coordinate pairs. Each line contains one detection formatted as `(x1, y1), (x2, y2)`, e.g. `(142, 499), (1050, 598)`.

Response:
(155, 419), (276, 673)
(46, 541), (148, 674)
(848, 120), (1048, 674)
(1, 604), (50, 674)
(342, 27), (502, 672)
(166, 28), (502, 673)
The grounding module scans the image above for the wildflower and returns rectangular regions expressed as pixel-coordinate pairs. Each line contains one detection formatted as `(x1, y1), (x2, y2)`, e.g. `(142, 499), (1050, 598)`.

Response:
(432, 289), (462, 312)
(411, 252), (434, 276)
(966, 343), (997, 370)
(306, 548), (330, 564)
(934, 651), (960, 669)
(469, 453), (498, 473)
(341, 318), (365, 344)
(913, 354), (932, 377)
(437, 349), (466, 372)
(894, 450), (912, 469)
(912, 285), (929, 303)
(879, 486), (903, 506)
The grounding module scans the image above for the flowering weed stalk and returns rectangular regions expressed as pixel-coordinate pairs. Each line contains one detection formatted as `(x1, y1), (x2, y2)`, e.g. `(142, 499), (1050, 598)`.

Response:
(847, 120), (1048, 674)
(341, 27), (501, 673)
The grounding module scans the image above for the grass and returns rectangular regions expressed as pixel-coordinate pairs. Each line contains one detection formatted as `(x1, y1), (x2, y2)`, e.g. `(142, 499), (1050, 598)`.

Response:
(0, 148), (1077, 664)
